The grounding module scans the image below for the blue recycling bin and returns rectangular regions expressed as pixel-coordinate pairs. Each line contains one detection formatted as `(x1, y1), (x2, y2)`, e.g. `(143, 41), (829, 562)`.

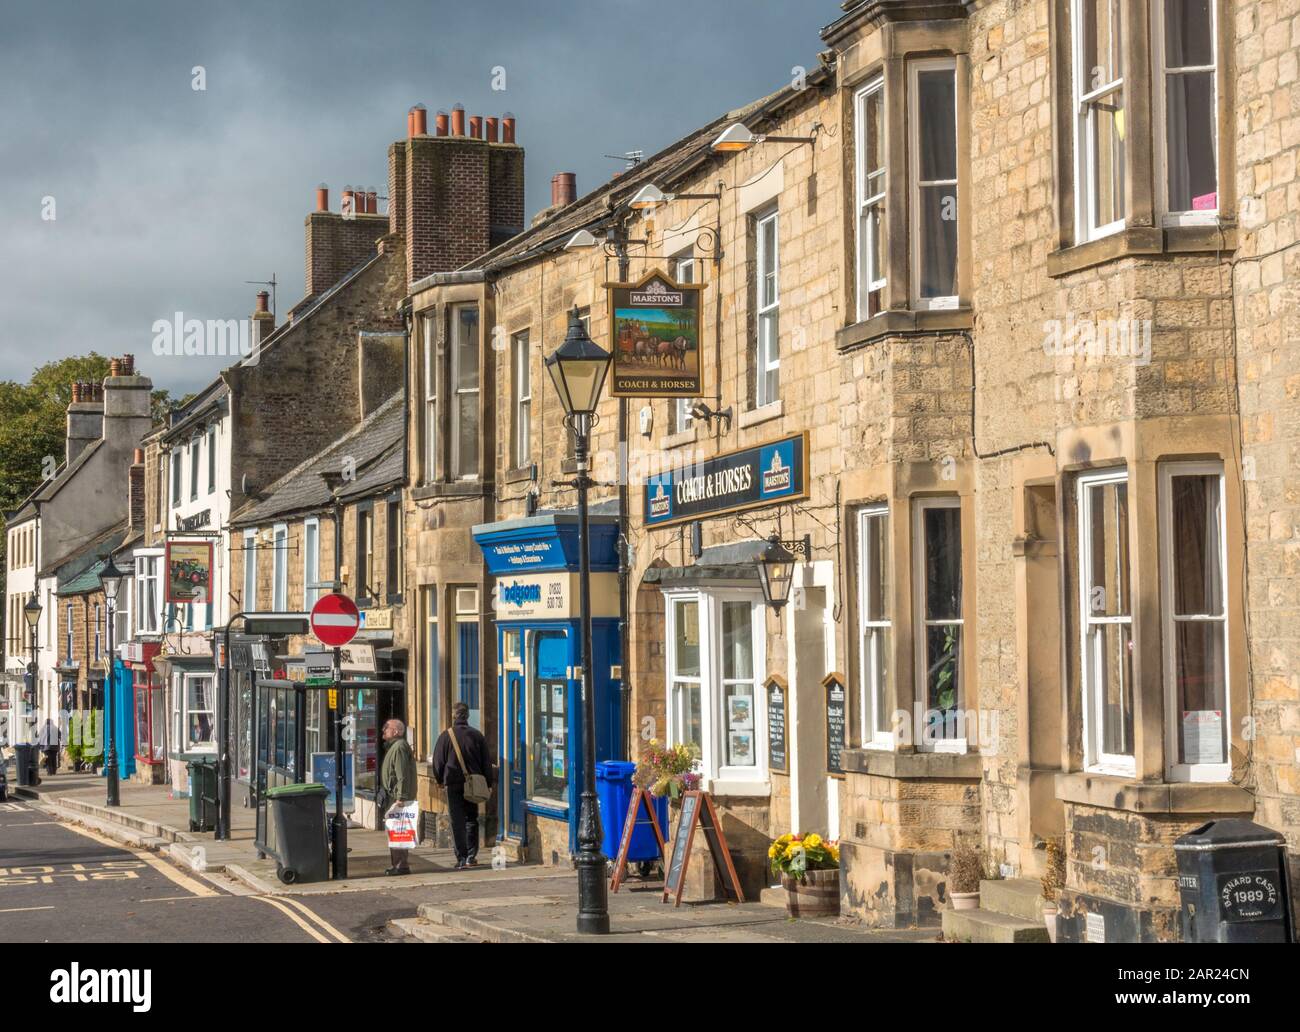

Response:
(596, 759), (668, 863)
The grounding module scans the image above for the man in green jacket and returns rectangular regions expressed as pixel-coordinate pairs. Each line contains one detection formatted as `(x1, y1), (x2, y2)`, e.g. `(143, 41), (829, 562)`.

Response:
(380, 718), (417, 875)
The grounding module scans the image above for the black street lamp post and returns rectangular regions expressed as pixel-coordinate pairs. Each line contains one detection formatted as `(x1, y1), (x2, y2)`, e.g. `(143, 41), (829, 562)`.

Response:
(98, 555), (126, 807)
(545, 307), (613, 936)
(23, 597), (42, 738)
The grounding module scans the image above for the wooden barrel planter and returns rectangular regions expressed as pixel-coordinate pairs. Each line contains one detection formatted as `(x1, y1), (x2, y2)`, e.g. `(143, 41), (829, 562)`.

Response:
(782, 869), (841, 917)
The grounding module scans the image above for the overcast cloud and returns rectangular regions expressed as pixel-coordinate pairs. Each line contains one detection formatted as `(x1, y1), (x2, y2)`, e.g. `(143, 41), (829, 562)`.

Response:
(0, 0), (827, 397)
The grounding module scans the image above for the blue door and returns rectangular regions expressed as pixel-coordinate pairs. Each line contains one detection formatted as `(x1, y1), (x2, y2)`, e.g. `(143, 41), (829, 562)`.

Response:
(507, 668), (526, 839)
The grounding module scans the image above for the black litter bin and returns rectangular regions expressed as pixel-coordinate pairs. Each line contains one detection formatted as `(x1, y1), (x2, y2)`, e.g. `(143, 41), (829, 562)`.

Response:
(14, 743), (39, 787)
(1175, 818), (1294, 943)
(265, 782), (330, 884)
(185, 756), (218, 832)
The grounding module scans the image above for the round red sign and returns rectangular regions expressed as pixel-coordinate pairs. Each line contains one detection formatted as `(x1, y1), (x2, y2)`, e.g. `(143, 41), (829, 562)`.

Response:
(310, 593), (361, 648)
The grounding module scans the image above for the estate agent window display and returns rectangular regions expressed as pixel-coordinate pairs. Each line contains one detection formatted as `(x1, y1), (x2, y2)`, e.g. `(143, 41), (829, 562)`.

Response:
(662, 588), (767, 792)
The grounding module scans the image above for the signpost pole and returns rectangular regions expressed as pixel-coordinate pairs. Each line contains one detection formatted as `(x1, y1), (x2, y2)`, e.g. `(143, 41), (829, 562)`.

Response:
(331, 644), (346, 880)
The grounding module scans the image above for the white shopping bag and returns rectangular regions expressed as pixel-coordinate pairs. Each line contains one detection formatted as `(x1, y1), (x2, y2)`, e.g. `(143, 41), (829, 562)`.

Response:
(385, 800), (420, 850)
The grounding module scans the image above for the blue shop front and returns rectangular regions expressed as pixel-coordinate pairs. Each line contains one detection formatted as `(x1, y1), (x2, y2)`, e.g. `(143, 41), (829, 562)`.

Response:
(472, 514), (623, 861)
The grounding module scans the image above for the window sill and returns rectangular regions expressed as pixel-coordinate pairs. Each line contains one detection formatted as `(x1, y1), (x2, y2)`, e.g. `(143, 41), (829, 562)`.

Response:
(504, 465), (534, 486)
(410, 481), (492, 502)
(705, 777), (771, 798)
(660, 426), (698, 450)
(1047, 224), (1237, 278)
(840, 747), (982, 780)
(836, 307), (974, 352)
(737, 400), (782, 429)
(1054, 771), (1254, 815)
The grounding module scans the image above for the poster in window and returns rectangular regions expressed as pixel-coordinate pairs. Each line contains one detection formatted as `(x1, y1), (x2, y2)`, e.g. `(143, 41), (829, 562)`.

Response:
(1182, 710), (1224, 764)
(728, 732), (753, 765)
(727, 694), (753, 731)
(608, 269), (702, 398)
(166, 540), (213, 604)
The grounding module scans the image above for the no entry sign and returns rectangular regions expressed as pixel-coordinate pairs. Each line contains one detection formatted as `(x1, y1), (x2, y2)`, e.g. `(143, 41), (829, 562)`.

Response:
(310, 593), (360, 648)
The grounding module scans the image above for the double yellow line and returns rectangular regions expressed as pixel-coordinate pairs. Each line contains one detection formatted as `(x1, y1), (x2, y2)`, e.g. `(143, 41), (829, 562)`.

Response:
(249, 895), (351, 944)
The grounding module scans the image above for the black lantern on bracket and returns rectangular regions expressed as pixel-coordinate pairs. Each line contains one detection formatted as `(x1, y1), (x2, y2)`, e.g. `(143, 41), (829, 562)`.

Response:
(757, 533), (810, 613)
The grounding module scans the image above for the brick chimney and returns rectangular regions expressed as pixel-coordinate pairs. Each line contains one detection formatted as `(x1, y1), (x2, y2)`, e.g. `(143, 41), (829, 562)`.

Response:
(386, 102), (525, 289)
(102, 355), (153, 450)
(304, 177), (390, 298)
(66, 378), (104, 465)
(251, 290), (274, 350)
(128, 447), (146, 532)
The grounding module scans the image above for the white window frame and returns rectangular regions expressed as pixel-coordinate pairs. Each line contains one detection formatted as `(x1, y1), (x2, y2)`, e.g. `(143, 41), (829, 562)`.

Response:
(512, 330), (531, 468)
(1153, 0), (1219, 226)
(423, 314), (438, 483)
(663, 588), (768, 790)
(65, 603), (73, 661)
(857, 505), (894, 749)
(754, 208), (780, 408)
(1159, 460), (1230, 783)
(114, 572), (132, 643)
(272, 524), (288, 612)
(855, 76), (887, 321)
(1077, 468), (1136, 776)
(671, 254), (697, 434)
(243, 530), (257, 611)
(303, 518), (321, 610)
(181, 671), (216, 753)
(908, 57), (960, 310)
(912, 497), (966, 753)
(189, 436), (200, 501)
(134, 551), (163, 635)
(450, 303), (480, 481)
(93, 602), (102, 661)
(1071, 0), (1128, 242)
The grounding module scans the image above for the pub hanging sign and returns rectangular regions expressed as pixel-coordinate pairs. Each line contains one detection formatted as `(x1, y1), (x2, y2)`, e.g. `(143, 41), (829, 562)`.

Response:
(643, 432), (808, 529)
(165, 540), (213, 604)
(609, 268), (702, 398)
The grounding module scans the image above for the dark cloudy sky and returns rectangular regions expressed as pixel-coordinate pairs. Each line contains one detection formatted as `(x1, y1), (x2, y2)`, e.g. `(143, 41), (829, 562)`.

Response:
(0, 0), (828, 397)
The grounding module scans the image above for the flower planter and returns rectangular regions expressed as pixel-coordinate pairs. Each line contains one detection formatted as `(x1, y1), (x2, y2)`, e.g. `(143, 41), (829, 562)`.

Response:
(951, 891), (980, 911)
(781, 869), (840, 918)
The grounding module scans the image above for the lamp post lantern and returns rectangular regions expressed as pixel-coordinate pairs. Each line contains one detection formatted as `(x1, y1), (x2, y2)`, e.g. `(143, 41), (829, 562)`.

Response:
(757, 534), (810, 613)
(544, 306), (612, 936)
(98, 555), (126, 807)
(23, 596), (42, 733)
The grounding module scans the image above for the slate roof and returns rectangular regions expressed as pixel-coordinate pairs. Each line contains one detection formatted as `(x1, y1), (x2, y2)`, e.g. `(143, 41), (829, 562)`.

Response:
(231, 393), (404, 526)
(53, 524), (129, 595)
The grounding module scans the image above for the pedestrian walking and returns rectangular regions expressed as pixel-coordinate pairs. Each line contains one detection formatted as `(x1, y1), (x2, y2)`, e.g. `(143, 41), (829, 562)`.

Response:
(36, 717), (61, 776)
(431, 702), (493, 870)
(378, 718), (417, 876)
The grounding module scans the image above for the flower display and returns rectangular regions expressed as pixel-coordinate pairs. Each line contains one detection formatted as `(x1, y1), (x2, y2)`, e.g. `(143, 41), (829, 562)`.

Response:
(632, 739), (700, 798)
(769, 830), (839, 880)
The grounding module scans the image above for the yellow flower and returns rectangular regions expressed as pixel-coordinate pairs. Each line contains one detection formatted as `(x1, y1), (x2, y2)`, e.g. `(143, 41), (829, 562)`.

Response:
(783, 842), (803, 860)
(804, 833), (823, 849)
(776, 833), (794, 845)
(767, 843), (779, 859)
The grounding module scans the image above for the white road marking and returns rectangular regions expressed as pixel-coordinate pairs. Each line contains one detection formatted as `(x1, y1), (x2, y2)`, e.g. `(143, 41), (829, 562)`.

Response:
(0, 905), (56, 913)
(277, 895), (352, 943)
(250, 895), (332, 942)
(57, 821), (220, 898)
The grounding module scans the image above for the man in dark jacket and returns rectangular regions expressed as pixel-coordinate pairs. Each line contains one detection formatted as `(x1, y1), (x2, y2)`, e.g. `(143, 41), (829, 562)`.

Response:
(379, 718), (417, 876)
(431, 703), (493, 869)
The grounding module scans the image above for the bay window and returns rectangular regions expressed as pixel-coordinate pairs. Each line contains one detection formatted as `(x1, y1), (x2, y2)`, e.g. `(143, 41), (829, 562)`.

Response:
(664, 589), (766, 786)
(1156, 0), (1218, 221)
(911, 59), (959, 306)
(855, 76), (886, 320)
(857, 505), (892, 747)
(451, 303), (480, 480)
(913, 498), (964, 750)
(1071, 0), (1127, 241)
(135, 553), (162, 634)
(754, 208), (780, 408)
(1077, 469), (1134, 773)
(423, 314), (438, 482)
(1160, 461), (1229, 781)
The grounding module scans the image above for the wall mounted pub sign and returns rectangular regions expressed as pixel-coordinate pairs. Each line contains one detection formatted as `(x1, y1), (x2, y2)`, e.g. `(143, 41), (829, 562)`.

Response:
(644, 432), (808, 529)
(165, 540), (213, 604)
(609, 268), (701, 398)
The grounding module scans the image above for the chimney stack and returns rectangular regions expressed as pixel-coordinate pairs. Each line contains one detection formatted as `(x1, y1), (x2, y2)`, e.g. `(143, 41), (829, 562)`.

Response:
(502, 112), (516, 144)
(451, 103), (465, 137)
(305, 173), (389, 296)
(552, 172), (577, 208)
(469, 115), (483, 139)
(252, 290), (274, 351)
(411, 103), (427, 137)
(485, 116), (499, 143)
(435, 110), (449, 137)
(366, 188), (378, 214)
(316, 183), (329, 212)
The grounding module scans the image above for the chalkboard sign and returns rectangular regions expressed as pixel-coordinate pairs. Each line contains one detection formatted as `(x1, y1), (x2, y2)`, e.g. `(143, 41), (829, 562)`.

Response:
(766, 675), (787, 773)
(824, 672), (846, 777)
(662, 791), (744, 907)
(609, 787), (665, 893)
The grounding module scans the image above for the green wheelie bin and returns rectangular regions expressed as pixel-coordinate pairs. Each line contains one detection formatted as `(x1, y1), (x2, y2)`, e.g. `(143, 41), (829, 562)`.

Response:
(264, 782), (330, 884)
(185, 755), (218, 832)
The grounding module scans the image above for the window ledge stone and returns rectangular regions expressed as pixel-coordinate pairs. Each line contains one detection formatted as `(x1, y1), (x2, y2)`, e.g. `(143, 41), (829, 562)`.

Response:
(504, 465), (533, 486)
(1054, 771), (1254, 815)
(706, 778), (772, 799)
(841, 747), (982, 780)
(410, 481), (492, 502)
(1047, 224), (1237, 278)
(737, 400), (782, 429)
(837, 307), (975, 352)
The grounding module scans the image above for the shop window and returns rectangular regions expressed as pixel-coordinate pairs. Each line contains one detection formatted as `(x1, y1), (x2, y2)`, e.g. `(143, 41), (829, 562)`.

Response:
(451, 303), (480, 480)
(356, 505), (375, 604)
(303, 518), (321, 609)
(422, 314), (438, 483)
(242, 530), (257, 611)
(386, 497), (403, 603)
(529, 630), (569, 805)
(452, 588), (480, 727)
(857, 505), (893, 748)
(910, 58), (959, 307)
(182, 672), (216, 751)
(664, 589), (766, 784)
(670, 254), (696, 434)
(511, 330), (531, 468)
(1071, 0), (1127, 241)
(272, 524), (288, 612)
(135, 674), (165, 764)
(1156, 0), (1218, 222)
(1160, 461), (1229, 781)
(855, 76), (887, 320)
(1076, 469), (1134, 774)
(913, 498), (964, 751)
(754, 208), (780, 407)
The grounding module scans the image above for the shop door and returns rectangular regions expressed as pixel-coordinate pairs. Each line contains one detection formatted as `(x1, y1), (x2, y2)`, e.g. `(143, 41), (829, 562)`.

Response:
(529, 632), (570, 808)
(506, 668), (526, 839)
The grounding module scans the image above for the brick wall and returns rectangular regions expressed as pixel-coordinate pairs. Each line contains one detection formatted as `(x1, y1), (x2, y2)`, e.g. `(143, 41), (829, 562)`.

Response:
(304, 211), (390, 298)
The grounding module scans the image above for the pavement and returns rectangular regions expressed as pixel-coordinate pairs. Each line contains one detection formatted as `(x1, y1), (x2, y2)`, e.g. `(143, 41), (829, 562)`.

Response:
(3, 763), (938, 943)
